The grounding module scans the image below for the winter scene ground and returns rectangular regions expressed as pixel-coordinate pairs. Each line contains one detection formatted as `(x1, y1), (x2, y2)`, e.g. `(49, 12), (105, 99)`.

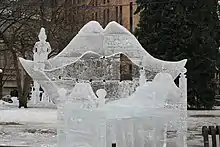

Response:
(0, 0), (219, 146)
(0, 101), (219, 147)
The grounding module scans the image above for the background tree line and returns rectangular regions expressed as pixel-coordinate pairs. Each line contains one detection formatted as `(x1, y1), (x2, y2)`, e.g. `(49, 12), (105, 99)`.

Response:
(0, 0), (95, 107)
(1, 0), (220, 109)
(135, 0), (220, 109)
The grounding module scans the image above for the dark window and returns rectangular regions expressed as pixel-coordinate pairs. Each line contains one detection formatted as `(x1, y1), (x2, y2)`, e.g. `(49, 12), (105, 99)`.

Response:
(120, 54), (132, 81)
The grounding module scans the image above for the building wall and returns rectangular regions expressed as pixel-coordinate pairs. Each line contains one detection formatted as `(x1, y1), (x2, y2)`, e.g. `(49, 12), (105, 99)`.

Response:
(73, 0), (140, 31)
(120, 0), (139, 31)
(51, 0), (140, 31)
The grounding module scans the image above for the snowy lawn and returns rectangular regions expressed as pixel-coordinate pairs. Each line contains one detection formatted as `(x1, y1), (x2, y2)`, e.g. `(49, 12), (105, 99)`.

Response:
(0, 104), (57, 147)
(0, 104), (220, 147)
(187, 108), (220, 147)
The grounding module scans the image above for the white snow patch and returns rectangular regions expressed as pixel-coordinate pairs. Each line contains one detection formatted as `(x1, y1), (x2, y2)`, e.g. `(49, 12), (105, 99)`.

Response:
(0, 108), (56, 124)
(0, 107), (219, 147)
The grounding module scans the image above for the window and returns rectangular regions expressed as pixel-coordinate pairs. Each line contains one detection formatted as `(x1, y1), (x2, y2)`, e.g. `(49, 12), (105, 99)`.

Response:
(120, 54), (132, 81)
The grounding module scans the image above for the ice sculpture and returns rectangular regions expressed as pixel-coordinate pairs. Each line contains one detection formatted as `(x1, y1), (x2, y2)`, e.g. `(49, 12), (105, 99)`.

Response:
(19, 21), (187, 147)
(30, 28), (52, 105)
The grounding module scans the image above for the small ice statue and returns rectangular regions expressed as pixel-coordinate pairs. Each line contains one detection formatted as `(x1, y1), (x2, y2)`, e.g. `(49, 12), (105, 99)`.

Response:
(33, 28), (51, 69)
(31, 28), (51, 104)
(96, 89), (107, 107)
(139, 67), (146, 86)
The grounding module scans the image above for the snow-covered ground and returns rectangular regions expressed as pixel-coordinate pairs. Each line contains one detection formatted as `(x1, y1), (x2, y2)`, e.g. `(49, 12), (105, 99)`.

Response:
(187, 108), (220, 147)
(0, 102), (57, 147)
(0, 102), (220, 147)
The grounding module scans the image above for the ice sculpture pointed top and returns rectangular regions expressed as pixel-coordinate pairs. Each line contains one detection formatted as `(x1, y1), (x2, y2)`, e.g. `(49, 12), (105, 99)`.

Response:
(67, 83), (98, 109)
(68, 83), (97, 101)
(78, 21), (103, 34)
(33, 27), (52, 65)
(104, 21), (131, 35)
(38, 28), (47, 42)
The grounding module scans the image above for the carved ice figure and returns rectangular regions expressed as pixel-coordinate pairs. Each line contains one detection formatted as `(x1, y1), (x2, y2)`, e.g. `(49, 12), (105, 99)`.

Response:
(33, 28), (51, 63)
(29, 80), (40, 104)
(31, 28), (52, 105)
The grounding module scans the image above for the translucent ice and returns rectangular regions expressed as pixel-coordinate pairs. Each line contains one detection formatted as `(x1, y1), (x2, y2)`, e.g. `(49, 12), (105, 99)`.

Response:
(18, 21), (188, 147)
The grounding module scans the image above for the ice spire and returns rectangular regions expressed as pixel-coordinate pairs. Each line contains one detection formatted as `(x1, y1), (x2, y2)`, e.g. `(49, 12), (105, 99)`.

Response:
(38, 28), (47, 42)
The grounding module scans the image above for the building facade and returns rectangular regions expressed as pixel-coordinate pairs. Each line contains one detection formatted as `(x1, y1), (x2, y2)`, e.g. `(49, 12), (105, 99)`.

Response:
(60, 0), (140, 31)
(89, 0), (139, 31)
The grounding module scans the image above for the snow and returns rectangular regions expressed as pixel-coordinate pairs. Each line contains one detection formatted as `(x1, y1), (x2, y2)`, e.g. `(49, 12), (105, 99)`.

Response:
(11, 97), (19, 104)
(0, 104), (57, 147)
(0, 108), (56, 124)
(187, 108), (220, 147)
(0, 102), (220, 147)
(0, 100), (14, 106)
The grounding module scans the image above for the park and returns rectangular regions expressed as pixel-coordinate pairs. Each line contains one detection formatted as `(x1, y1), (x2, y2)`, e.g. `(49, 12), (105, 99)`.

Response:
(0, 0), (220, 147)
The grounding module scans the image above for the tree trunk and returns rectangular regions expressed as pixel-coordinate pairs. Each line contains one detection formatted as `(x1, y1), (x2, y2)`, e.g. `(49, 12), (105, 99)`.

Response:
(22, 73), (32, 108)
(11, 51), (24, 108)
(0, 72), (3, 99)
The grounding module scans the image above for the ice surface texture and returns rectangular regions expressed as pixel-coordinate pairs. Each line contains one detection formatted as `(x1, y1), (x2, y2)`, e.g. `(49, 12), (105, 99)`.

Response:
(20, 21), (186, 79)
(30, 27), (53, 105)
(19, 21), (187, 147)
(19, 21), (187, 103)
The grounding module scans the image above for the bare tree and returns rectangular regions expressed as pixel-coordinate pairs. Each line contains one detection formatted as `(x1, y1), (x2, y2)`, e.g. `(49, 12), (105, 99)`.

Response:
(0, 0), (38, 107)
(0, 0), (126, 107)
(0, 0), (98, 107)
(0, 49), (15, 99)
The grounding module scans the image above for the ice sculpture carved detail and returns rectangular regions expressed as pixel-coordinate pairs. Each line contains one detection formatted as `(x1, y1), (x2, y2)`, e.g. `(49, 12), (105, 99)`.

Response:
(30, 28), (52, 105)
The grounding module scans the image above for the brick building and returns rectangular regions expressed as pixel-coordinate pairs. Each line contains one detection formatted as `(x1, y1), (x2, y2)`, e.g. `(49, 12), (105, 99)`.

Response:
(60, 0), (140, 31)
(89, 0), (139, 31)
